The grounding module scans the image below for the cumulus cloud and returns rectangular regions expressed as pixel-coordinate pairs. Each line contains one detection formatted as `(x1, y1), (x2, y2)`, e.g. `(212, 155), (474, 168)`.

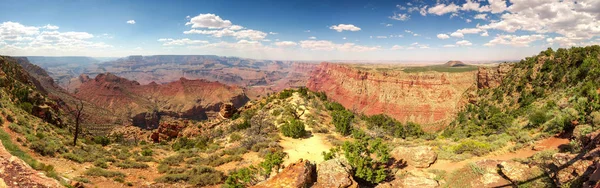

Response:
(484, 34), (545, 47)
(488, 0), (508, 13)
(474, 14), (487, 20)
(450, 32), (464, 38)
(437, 34), (450, 39)
(300, 40), (379, 52)
(428, 3), (460, 15)
(157, 38), (209, 46)
(274, 41), (297, 47)
(456, 40), (473, 46)
(444, 44), (457, 48)
(481, 32), (489, 37)
(308, 36), (316, 39)
(126, 20), (136, 24)
(43, 24), (59, 30)
(184, 13), (268, 41)
(269, 32), (278, 35)
(185, 13), (231, 29)
(376, 36), (387, 39)
(329, 24), (361, 32)
(390, 13), (410, 21)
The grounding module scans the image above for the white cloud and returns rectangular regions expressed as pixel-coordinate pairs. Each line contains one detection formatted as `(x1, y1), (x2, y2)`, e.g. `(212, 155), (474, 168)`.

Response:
(413, 33), (420, 37)
(461, 0), (480, 11)
(385, 24), (393, 27)
(437, 34), (450, 39)
(185, 13), (231, 29)
(428, 3), (460, 15)
(444, 44), (457, 47)
(299, 40), (379, 52)
(450, 32), (464, 38)
(474, 14), (487, 20)
(269, 32), (278, 35)
(456, 28), (483, 34)
(390, 13), (410, 21)
(126, 20), (136, 24)
(481, 32), (489, 37)
(484, 34), (545, 47)
(229, 25), (244, 30)
(466, 19), (472, 23)
(308, 36), (316, 39)
(274, 41), (297, 47)
(376, 36), (387, 39)
(488, 0), (508, 14)
(184, 29), (267, 40)
(456, 40), (473, 46)
(304, 30), (311, 33)
(419, 6), (428, 16)
(43, 24), (59, 30)
(391, 45), (405, 50)
(157, 38), (209, 46)
(0, 21), (39, 41)
(329, 24), (361, 32)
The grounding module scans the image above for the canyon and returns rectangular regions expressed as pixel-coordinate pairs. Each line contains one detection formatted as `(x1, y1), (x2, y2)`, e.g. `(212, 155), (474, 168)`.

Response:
(307, 62), (478, 130)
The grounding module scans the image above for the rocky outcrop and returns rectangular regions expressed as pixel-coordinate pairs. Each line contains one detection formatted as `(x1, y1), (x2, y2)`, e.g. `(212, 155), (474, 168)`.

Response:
(0, 141), (61, 188)
(444, 61), (466, 67)
(391, 146), (437, 168)
(477, 63), (512, 89)
(252, 159), (316, 188)
(150, 121), (188, 143)
(376, 170), (439, 188)
(498, 161), (544, 183)
(307, 62), (476, 129)
(313, 158), (358, 188)
(219, 103), (237, 119)
(75, 73), (250, 128)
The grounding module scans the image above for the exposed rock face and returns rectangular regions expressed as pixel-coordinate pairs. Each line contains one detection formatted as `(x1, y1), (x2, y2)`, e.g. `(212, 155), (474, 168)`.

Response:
(477, 63), (512, 89)
(219, 103), (237, 119)
(0, 141), (61, 188)
(150, 121), (188, 143)
(391, 146), (437, 168)
(252, 159), (316, 188)
(498, 161), (544, 183)
(75, 73), (249, 128)
(376, 170), (439, 188)
(313, 158), (358, 188)
(307, 62), (476, 129)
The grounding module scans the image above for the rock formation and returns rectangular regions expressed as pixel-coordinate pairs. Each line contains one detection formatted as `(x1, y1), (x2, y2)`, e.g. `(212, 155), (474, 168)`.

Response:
(477, 63), (512, 89)
(307, 62), (476, 130)
(0, 142), (61, 188)
(74, 73), (249, 128)
(219, 103), (237, 119)
(252, 159), (316, 188)
(313, 158), (358, 188)
(391, 146), (437, 168)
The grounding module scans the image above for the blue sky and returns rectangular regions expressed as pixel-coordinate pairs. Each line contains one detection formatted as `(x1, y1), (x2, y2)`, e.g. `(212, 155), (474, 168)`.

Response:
(0, 0), (599, 61)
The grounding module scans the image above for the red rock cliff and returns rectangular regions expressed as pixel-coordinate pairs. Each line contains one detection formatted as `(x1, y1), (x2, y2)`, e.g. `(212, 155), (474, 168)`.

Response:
(307, 62), (477, 130)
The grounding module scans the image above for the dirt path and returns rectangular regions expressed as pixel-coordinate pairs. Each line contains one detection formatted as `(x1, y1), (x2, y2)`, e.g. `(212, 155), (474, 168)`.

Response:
(280, 133), (332, 166)
(429, 136), (570, 171)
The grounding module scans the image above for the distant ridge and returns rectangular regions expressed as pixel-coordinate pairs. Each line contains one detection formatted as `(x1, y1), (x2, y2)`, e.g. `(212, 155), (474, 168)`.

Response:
(444, 61), (467, 67)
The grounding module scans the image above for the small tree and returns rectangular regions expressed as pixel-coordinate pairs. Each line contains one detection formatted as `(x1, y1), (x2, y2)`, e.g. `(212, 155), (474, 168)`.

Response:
(341, 133), (389, 184)
(281, 119), (306, 138)
(283, 104), (305, 120)
(71, 99), (84, 146)
(332, 110), (354, 136)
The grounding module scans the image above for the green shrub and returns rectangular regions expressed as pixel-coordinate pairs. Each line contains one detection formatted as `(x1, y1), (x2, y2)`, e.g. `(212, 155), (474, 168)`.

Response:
(341, 134), (389, 184)
(278, 89), (294, 99)
(93, 136), (111, 146)
(229, 133), (243, 142)
(529, 110), (549, 127)
(452, 140), (492, 156)
(116, 160), (149, 169)
(281, 119), (306, 138)
(8, 123), (22, 133)
(332, 110), (354, 136)
(156, 166), (224, 186)
(62, 153), (84, 163)
(141, 149), (153, 156)
(224, 167), (257, 188)
(94, 159), (109, 168)
(135, 155), (154, 162)
(325, 102), (345, 111)
(259, 151), (286, 177)
(162, 155), (184, 166)
(30, 140), (61, 157)
(85, 167), (125, 178)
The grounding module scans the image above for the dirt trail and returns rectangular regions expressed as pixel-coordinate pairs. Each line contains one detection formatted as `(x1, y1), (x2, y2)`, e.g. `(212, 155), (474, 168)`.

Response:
(429, 136), (570, 171)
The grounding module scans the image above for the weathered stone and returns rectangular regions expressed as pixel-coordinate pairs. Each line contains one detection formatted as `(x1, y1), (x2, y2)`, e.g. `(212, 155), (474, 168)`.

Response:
(498, 161), (543, 182)
(251, 159), (316, 188)
(376, 170), (439, 188)
(313, 158), (358, 188)
(391, 146), (437, 168)
(0, 141), (61, 188)
(477, 63), (512, 89)
(219, 102), (237, 118)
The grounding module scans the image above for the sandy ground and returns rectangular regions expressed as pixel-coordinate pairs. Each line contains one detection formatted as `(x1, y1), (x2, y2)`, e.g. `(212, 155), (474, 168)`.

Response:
(429, 136), (570, 171)
(279, 133), (332, 166)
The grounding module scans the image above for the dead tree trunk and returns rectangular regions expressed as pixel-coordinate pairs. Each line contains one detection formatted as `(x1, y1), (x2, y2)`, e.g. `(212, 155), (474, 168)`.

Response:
(72, 99), (84, 146)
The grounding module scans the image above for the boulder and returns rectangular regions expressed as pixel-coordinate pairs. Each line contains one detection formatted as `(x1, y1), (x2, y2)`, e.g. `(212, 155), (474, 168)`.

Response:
(251, 159), (316, 188)
(313, 158), (358, 188)
(551, 153), (593, 185)
(376, 170), (439, 188)
(219, 102), (237, 118)
(498, 161), (544, 182)
(391, 146), (437, 168)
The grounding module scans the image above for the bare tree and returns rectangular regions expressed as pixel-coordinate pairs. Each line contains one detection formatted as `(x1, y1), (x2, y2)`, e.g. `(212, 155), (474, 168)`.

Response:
(71, 99), (84, 146)
(284, 103), (306, 120)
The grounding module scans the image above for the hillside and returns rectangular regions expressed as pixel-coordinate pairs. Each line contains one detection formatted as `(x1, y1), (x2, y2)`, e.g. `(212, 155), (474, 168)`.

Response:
(307, 62), (477, 130)
(74, 73), (249, 129)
